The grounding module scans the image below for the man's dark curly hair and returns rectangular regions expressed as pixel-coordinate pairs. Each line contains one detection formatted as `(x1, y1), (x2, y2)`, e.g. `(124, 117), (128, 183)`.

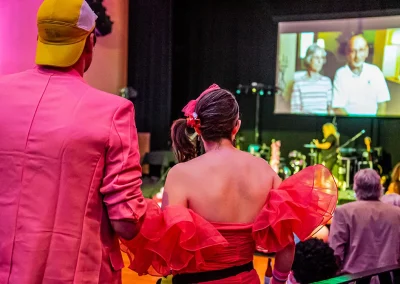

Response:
(292, 238), (339, 284)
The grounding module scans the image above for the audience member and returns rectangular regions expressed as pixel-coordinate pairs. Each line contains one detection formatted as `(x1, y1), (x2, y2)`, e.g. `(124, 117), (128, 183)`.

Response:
(0, 0), (146, 282)
(381, 193), (400, 208)
(289, 238), (339, 284)
(329, 169), (400, 283)
(387, 162), (400, 194)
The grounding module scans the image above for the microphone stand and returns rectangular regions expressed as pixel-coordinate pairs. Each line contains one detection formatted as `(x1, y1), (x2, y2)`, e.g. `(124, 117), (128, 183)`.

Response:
(338, 129), (365, 151)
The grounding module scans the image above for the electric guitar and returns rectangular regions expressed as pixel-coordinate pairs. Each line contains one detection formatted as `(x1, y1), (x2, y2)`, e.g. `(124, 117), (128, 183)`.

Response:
(364, 136), (371, 153)
(364, 137), (383, 175)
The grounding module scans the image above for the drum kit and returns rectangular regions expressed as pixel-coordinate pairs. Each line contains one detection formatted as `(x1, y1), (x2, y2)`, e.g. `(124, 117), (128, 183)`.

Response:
(302, 143), (355, 187)
(300, 138), (382, 190)
(241, 129), (382, 190)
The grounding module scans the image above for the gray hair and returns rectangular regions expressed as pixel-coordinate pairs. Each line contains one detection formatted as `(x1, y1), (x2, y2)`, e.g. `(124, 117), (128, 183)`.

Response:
(304, 44), (327, 68)
(353, 169), (382, 201)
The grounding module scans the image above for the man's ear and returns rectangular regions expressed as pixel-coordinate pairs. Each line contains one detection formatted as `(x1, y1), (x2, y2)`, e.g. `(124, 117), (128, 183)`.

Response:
(84, 33), (95, 53)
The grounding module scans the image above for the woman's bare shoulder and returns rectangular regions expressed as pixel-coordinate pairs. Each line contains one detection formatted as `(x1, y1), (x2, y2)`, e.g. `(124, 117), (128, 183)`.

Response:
(238, 150), (275, 169)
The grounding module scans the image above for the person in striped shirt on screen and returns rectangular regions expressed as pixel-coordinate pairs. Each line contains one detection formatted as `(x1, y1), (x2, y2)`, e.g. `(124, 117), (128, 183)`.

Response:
(291, 44), (333, 115)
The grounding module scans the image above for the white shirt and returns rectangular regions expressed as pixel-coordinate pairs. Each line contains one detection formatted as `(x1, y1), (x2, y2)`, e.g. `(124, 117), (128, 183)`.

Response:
(332, 63), (390, 115)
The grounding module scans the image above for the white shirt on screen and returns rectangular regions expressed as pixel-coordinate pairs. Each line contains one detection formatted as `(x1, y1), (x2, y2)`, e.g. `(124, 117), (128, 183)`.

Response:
(332, 63), (390, 115)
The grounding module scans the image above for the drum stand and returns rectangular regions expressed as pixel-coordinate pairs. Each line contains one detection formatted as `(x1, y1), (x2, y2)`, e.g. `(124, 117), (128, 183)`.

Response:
(330, 129), (365, 190)
(338, 157), (357, 190)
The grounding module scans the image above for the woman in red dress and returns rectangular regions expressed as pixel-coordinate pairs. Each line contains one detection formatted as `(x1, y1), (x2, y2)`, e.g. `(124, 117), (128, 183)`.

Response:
(122, 84), (337, 284)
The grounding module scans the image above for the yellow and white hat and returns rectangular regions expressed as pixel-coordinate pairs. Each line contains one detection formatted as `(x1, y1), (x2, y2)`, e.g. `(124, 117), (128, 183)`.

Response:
(35, 0), (98, 67)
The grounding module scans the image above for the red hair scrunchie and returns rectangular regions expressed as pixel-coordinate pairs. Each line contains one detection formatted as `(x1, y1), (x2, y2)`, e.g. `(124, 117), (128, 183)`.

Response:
(186, 113), (200, 128)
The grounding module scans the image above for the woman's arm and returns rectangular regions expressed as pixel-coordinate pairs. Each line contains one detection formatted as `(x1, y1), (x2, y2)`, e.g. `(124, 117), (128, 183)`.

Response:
(271, 243), (295, 283)
(313, 139), (332, 150)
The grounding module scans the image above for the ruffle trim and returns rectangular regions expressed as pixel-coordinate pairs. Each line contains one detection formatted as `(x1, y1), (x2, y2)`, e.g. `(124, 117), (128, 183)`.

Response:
(120, 199), (228, 276)
(253, 164), (337, 251)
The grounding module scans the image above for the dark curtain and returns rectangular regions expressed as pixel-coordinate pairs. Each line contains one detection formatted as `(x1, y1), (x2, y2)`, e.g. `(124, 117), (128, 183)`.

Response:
(128, 0), (172, 151)
(171, 0), (400, 168)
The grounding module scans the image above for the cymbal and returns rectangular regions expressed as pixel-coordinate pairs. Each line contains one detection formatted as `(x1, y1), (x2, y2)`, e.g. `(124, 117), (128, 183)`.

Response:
(339, 148), (357, 153)
(304, 144), (317, 148)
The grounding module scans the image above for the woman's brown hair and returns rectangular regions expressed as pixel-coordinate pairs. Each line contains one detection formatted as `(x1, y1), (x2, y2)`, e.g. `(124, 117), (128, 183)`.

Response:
(389, 162), (400, 194)
(171, 88), (239, 163)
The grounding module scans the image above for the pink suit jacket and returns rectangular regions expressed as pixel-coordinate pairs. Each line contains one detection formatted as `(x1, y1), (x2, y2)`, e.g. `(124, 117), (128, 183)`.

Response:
(329, 200), (400, 276)
(0, 67), (146, 283)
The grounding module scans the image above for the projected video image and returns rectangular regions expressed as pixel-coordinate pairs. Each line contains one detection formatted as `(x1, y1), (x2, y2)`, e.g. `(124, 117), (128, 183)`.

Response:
(275, 15), (400, 117)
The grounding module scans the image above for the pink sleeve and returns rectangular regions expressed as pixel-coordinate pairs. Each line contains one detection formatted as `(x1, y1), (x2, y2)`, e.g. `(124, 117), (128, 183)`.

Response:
(253, 165), (338, 252)
(100, 100), (146, 222)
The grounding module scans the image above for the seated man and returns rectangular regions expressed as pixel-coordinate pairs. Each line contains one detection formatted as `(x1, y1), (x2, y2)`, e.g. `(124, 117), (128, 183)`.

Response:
(329, 169), (400, 280)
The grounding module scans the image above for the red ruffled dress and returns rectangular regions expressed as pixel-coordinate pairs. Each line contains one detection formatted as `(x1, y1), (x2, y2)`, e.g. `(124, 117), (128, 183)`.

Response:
(121, 165), (337, 283)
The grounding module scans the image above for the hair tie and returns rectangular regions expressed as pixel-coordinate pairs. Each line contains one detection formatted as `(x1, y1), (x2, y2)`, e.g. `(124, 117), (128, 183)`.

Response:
(186, 112), (200, 128)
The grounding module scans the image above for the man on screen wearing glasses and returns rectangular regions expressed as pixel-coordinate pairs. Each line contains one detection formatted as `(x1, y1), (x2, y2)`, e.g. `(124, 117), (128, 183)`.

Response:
(332, 34), (391, 116)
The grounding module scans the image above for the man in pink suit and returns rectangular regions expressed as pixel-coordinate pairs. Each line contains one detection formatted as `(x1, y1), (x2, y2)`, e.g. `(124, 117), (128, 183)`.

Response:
(329, 169), (400, 282)
(0, 0), (146, 283)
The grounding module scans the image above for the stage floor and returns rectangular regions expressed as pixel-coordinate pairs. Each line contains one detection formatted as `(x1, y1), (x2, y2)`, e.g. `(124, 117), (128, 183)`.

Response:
(121, 254), (270, 283)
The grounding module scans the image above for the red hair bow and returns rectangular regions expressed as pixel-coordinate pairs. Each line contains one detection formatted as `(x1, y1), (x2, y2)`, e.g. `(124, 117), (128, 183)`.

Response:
(182, 84), (220, 128)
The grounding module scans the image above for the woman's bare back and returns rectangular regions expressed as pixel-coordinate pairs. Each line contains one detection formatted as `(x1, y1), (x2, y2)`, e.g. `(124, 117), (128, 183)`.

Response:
(163, 148), (281, 224)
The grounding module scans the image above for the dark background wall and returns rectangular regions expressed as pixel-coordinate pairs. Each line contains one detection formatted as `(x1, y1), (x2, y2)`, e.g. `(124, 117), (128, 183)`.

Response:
(129, 0), (400, 169)
(128, 0), (172, 151)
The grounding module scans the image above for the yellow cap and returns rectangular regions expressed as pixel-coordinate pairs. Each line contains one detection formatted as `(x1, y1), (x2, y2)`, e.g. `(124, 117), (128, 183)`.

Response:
(35, 0), (98, 67)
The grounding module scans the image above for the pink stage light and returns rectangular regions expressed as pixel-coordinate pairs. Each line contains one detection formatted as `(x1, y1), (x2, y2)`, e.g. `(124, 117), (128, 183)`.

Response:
(0, 0), (42, 75)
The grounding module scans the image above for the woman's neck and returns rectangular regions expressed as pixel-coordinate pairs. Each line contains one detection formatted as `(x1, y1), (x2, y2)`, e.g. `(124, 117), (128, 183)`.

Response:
(307, 70), (320, 79)
(203, 138), (235, 152)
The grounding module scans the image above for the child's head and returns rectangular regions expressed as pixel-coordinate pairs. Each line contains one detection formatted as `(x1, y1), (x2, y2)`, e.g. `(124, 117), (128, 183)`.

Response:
(292, 238), (339, 284)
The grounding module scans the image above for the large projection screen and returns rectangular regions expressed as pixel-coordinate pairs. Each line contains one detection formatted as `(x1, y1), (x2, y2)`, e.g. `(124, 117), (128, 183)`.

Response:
(275, 15), (400, 117)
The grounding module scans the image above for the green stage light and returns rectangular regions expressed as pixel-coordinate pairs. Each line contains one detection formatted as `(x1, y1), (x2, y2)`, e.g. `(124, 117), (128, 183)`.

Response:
(259, 90), (264, 96)
(236, 89), (241, 95)
(248, 144), (260, 153)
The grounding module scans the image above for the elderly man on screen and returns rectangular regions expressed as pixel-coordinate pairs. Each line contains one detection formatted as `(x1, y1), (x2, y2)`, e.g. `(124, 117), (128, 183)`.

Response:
(332, 35), (390, 116)
(329, 169), (400, 282)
